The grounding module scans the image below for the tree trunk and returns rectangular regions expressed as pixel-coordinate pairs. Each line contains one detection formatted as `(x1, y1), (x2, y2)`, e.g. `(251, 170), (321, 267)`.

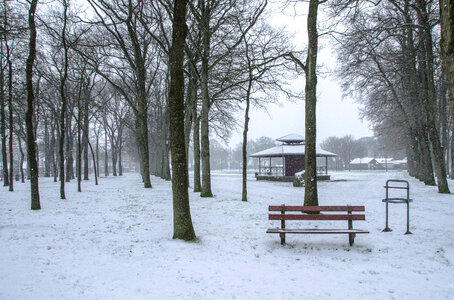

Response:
(18, 137), (25, 183)
(304, 0), (320, 206)
(104, 115), (109, 177)
(152, 137), (162, 177)
(1, 49), (9, 187)
(134, 111), (151, 187)
(242, 67), (253, 202)
(440, 77), (449, 173)
(406, 135), (418, 178)
(77, 90), (82, 192)
(65, 117), (74, 181)
(44, 118), (51, 177)
(83, 96), (89, 180)
(188, 72), (201, 192)
(451, 125), (454, 179)
(200, 17), (213, 197)
(25, 0), (40, 210)
(440, 0), (454, 135)
(118, 143), (123, 176)
(168, 0), (196, 241)
(51, 118), (58, 182)
(59, 0), (69, 199)
(88, 139), (98, 185)
(6, 38), (13, 192)
(184, 81), (193, 187)
(162, 114), (171, 181)
(95, 133), (100, 178)
(111, 144), (117, 176)
(417, 126), (436, 185)
(192, 104), (201, 192)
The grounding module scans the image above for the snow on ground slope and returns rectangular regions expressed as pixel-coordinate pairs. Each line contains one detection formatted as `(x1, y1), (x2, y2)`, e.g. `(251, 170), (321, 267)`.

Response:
(1, 171), (454, 299)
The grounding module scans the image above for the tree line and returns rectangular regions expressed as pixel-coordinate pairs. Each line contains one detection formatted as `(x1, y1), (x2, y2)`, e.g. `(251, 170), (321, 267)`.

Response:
(320, 135), (405, 170)
(1, 0), (304, 240)
(330, 0), (454, 193)
(2, 0), (454, 241)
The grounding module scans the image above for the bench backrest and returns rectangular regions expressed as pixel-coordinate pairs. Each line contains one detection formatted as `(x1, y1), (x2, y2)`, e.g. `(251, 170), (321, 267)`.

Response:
(268, 205), (365, 221)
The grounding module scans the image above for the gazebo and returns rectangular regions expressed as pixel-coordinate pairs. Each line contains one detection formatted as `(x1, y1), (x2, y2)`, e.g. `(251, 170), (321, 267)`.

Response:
(250, 134), (337, 182)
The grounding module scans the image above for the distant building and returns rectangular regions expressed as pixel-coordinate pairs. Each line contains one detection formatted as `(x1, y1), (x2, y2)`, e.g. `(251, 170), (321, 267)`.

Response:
(390, 158), (408, 170)
(250, 134), (337, 182)
(350, 157), (407, 170)
(349, 157), (381, 170)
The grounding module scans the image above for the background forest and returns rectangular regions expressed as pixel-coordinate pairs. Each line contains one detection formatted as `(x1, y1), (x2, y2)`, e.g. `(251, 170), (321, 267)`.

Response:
(1, 0), (454, 208)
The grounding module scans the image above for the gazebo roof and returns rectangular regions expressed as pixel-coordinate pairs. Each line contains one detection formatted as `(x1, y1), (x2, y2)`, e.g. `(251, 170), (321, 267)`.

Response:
(276, 133), (305, 144)
(250, 144), (337, 158)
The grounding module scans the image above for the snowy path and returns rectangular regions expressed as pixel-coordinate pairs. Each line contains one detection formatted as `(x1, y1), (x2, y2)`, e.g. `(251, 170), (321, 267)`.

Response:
(1, 171), (454, 299)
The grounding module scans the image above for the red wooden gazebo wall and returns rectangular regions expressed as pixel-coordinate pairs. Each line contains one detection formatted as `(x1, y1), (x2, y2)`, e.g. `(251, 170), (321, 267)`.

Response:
(284, 155), (305, 176)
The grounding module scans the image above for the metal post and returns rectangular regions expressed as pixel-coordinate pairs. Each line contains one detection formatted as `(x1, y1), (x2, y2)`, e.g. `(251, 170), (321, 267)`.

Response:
(405, 184), (412, 234)
(382, 179), (412, 234)
(383, 181), (392, 232)
(383, 199), (392, 231)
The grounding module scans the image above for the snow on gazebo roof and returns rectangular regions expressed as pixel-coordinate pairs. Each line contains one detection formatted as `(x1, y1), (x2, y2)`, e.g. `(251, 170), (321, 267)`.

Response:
(250, 144), (337, 158)
(276, 133), (305, 144)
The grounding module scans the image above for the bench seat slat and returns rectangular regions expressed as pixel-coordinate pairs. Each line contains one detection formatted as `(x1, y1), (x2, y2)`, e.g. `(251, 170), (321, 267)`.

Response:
(266, 228), (370, 234)
(268, 205), (365, 212)
(269, 214), (366, 221)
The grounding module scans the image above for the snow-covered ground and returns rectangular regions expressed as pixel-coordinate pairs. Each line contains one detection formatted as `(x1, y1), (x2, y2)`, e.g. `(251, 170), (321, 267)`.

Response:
(1, 170), (454, 299)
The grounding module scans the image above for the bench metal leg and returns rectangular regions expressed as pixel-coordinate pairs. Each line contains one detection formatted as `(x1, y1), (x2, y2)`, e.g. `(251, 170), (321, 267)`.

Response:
(280, 233), (286, 245)
(405, 200), (412, 235)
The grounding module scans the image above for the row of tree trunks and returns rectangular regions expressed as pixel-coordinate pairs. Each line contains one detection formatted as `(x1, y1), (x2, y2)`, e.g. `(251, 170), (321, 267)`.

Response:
(417, 0), (450, 193)
(150, 103), (171, 181)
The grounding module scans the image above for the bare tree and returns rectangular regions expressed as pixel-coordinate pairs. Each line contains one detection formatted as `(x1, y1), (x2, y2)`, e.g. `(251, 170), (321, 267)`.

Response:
(286, 0), (326, 206)
(84, 0), (160, 188)
(25, 0), (40, 210)
(168, 0), (196, 241)
(238, 18), (294, 201)
(188, 0), (267, 197)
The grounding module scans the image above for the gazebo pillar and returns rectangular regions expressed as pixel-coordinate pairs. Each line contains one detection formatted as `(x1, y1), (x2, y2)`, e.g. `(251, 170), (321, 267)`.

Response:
(269, 157), (272, 175)
(259, 157), (261, 175)
(283, 156), (286, 176)
(326, 156), (328, 175)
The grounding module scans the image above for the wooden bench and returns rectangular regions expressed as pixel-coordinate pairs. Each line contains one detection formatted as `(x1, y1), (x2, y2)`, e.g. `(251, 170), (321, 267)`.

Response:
(267, 205), (369, 246)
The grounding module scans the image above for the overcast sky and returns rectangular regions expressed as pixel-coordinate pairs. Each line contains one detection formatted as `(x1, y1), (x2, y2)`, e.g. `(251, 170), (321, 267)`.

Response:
(227, 2), (373, 147)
